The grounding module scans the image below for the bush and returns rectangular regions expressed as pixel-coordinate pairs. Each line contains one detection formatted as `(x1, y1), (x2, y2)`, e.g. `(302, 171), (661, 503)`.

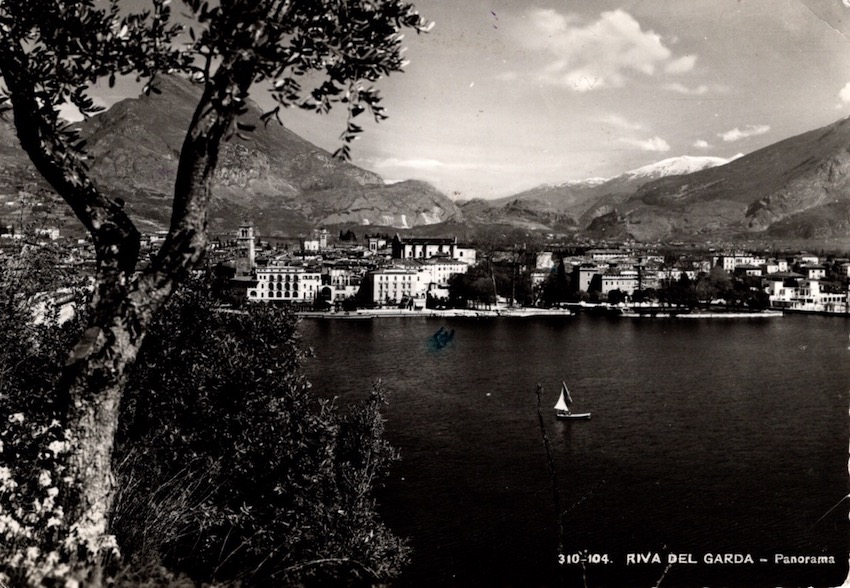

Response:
(113, 277), (409, 585)
(0, 241), (111, 586)
(0, 247), (409, 586)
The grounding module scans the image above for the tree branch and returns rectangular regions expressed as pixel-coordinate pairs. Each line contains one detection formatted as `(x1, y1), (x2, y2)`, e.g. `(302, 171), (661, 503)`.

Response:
(0, 37), (140, 314)
(144, 60), (256, 293)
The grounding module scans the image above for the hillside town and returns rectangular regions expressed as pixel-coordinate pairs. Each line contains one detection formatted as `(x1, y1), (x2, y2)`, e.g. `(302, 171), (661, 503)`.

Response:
(195, 222), (850, 316)
(6, 220), (850, 316)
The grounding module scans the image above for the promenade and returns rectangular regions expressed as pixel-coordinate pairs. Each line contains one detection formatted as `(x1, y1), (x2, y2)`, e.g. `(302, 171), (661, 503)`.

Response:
(296, 307), (575, 319)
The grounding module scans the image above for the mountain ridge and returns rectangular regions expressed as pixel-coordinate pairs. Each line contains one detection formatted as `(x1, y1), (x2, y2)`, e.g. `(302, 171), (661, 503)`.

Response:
(0, 75), (462, 236)
(2, 76), (850, 247)
(462, 116), (850, 244)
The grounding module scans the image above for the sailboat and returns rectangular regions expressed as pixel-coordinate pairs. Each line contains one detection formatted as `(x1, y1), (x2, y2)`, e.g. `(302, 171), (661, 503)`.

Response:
(554, 382), (591, 420)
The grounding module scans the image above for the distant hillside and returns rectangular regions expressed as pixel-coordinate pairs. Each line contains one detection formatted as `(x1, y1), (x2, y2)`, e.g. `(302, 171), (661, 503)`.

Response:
(462, 154), (735, 234)
(0, 75), (461, 236)
(583, 116), (850, 241)
(4, 79), (850, 248)
(465, 117), (850, 244)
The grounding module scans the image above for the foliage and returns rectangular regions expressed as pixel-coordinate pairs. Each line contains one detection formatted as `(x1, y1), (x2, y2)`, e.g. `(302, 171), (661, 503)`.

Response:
(0, 0), (428, 584)
(538, 259), (571, 306)
(448, 259), (536, 308)
(181, 0), (431, 158)
(0, 241), (115, 586)
(112, 278), (409, 585)
(650, 267), (770, 309)
(447, 267), (495, 308)
(0, 242), (408, 585)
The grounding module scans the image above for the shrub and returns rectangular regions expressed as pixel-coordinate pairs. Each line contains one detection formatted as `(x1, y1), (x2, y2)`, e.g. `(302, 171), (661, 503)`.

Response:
(113, 277), (409, 585)
(0, 241), (113, 586)
(0, 246), (409, 585)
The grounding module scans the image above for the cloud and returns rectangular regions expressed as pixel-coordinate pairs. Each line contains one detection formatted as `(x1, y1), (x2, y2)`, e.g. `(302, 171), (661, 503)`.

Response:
(693, 139), (711, 149)
(370, 157), (480, 172)
(717, 124), (771, 142)
(521, 9), (685, 91)
(598, 113), (644, 131)
(619, 136), (671, 152)
(839, 82), (850, 104)
(372, 157), (445, 170)
(665, 55), (697, 74)
(664, 82), (710, 96)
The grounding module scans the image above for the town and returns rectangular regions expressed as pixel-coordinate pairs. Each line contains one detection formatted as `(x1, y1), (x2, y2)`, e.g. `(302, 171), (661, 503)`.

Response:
(6, 221), (850, 317)
(141, 223), (850, 316)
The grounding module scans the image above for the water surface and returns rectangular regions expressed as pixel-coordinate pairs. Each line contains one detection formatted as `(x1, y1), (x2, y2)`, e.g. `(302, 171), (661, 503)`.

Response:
(300, 314), (850, 587)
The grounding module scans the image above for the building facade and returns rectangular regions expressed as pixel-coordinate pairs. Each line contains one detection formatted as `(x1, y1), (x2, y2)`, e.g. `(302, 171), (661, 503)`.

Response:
(391, 235), (477, 265)
(361, 268), (423, 305)
(248, 265), (321, 302)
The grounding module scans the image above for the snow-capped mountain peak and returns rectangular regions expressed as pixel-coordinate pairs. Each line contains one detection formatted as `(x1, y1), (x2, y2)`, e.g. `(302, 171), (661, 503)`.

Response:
(620, 155), (734, 181)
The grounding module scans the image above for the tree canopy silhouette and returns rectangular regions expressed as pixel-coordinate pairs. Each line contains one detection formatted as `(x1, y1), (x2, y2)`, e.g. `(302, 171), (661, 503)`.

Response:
(0, 0), (428, 583)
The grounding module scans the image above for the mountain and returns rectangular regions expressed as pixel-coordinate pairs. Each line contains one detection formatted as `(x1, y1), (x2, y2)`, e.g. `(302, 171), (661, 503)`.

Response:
(619, 155), (739, 181)
(4, 77), (850, 248)
(465, 116), (850, 245)
(0, 75), (461, 236)
(460, 154), (735, 233)
(582, 117), (850, 242)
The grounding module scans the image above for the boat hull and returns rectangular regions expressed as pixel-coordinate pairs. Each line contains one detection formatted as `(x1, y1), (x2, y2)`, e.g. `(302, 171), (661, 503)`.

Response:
(556, 412), (591, 420)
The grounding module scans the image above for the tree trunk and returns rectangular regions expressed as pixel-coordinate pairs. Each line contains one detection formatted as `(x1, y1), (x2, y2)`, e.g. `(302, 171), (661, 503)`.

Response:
(55, 62), (256, 581)
(0, 37), (256, 580)
(58, 282), (168, 560)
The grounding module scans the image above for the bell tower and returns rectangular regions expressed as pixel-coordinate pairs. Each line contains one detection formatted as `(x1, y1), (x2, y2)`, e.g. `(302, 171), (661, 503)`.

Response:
(236, 221), (256, 276)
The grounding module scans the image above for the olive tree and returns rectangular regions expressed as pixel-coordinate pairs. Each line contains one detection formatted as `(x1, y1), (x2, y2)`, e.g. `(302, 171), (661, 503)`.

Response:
(0, 0), (427, 582)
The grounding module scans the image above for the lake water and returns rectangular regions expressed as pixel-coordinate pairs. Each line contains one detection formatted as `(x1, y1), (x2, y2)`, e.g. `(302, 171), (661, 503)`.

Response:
(299, 314), (850, 587)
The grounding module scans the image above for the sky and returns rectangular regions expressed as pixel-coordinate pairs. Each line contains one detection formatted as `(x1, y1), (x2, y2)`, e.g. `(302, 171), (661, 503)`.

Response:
(91, 0), (850, 200)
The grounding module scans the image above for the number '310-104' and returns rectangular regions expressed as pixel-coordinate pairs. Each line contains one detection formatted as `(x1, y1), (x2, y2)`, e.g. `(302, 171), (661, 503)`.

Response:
(558, 553), (611, 565)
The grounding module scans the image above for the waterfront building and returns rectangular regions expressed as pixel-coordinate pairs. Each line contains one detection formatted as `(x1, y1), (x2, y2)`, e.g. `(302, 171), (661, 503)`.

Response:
(302, 228), (329, 253)
(367, 236), (388, 253)
(414, 257), (469, 287)
(763, 273), (847, 312)
(796, 252), (820, 265)
(320, 266), (361, 302)
(361, 267), (423, 305)
(535, 251), (554, 270)
(35, 227), (60, 241)
(734, 264), (763, 278)
(763, 273), (801, 307)
(762, 259), (788, 274)
(573, 263), (609, 293)
(247, 264), (321, 302)
(587, 248), (629, 263)
(600, 270), (639, 296)
(530, 268), (551, 292)
(359, 256), (469, 306)
(714, 252), (767, 273)
(691, 259), (712, 273)
(799, 265), (827, 281)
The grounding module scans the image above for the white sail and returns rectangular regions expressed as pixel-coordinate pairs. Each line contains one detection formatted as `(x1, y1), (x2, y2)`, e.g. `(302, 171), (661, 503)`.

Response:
(554, 381), (591, 420)
(561, 382), (573, 405)
(554, 389), (570, 412)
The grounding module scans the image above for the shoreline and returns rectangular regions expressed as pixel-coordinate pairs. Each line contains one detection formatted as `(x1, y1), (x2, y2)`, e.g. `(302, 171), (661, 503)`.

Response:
(295, 307), (787, 320)
(295, 308), (576, 319)
(619, 310), (784, 319)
